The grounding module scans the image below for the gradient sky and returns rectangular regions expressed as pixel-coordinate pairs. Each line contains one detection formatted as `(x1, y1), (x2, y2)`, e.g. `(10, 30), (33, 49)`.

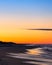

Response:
(0, 0), (52, 44)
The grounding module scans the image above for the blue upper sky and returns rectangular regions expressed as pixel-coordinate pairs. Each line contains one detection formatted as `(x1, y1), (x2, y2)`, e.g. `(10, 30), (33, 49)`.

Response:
(0, 0), (52, 16)
(0, 0), (52, 29)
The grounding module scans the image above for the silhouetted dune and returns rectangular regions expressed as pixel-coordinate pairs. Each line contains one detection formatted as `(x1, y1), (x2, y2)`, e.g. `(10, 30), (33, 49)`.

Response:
(0, 41), (16, 47)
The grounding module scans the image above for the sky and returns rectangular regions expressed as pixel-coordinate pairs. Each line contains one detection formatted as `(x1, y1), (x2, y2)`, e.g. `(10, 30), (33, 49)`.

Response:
(0, 0), (52, 44)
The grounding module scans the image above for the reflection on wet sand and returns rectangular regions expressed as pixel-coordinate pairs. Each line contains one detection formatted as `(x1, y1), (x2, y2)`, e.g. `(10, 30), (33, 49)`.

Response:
(7, 52), (52, 65)
(26, 48), (44, 55)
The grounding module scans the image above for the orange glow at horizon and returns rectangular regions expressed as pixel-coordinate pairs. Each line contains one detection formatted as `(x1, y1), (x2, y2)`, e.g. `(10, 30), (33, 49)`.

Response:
(0, 29), (52, 44)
